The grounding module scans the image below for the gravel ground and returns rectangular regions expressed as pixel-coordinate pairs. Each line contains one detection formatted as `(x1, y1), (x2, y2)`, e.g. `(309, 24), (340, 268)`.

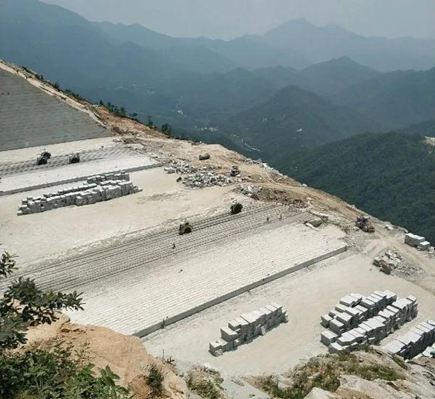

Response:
(0, 167), (245, 265)
(143, 250), (435, 377)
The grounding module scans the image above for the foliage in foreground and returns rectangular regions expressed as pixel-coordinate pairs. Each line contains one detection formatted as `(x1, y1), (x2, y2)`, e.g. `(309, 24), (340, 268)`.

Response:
(259, 351), (404, 399)
(0, 343), (131, 399)
(146, 364), (164, 397)
(187, 368), (224, 399)
(0, 252), (131, 399)
(0, 252), (83, 352)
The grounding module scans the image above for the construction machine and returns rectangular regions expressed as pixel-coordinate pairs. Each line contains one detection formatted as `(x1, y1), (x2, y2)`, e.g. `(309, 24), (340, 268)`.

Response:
(69, 153), (81, 164)
(356, 216), (375, 233)
(36, 151), (51, 165)
(179, 222), (193, 235)
(230, 165), (240, 177)
(230, 202), (243, 215)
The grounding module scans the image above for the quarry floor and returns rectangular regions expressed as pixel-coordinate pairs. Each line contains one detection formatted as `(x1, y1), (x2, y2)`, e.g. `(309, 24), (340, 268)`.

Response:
(0, 138), (248, 265)
(1, 135), (434, 385)
(143, 250), (435, 376)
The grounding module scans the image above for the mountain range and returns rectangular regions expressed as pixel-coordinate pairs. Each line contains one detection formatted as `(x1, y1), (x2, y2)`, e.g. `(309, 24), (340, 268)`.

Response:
(0, 1), (434, 151)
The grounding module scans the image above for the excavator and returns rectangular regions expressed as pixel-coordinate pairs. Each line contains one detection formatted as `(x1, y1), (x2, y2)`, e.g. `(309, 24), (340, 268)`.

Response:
(230, 202), (243, 215)
(36, 151), (51, 165)
(179, 222), (193, 235)
(355, 216), (375, 233)
(69, 153), (81, 164)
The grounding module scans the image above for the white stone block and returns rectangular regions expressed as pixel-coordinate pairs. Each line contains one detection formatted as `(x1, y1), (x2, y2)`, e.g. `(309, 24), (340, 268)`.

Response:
(321, 330), (338, 345)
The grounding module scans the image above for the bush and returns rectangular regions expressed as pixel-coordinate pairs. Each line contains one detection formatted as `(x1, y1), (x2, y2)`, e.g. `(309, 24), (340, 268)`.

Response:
(0, 252), (131, 398)
(146, 364), (164, 396)
(187, 369), (224, 399)
(0, 340), (132, 399)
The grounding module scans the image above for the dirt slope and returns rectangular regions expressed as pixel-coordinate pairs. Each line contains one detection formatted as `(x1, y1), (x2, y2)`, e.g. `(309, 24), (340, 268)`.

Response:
(26, 315), (188, 399)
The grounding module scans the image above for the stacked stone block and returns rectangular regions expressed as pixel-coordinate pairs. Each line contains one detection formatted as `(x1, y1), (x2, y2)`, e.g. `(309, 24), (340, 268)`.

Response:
(209, 303), (288, 356)
(320, 291), (418, 354)
(422, 342), (435, 358)
(321, 291), (397, 336)
(383, 320), (435, 359)
(17, 171), (141, 215)
(405, 233), (431, 251)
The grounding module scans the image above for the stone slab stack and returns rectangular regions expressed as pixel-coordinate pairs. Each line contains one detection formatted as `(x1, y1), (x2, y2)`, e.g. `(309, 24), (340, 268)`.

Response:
(320, 291), (418, 354)
(209, 303), (288, 356)
(383, 320), (435, 360)
(86, 171), (130, 184)
(17, 171), (141, 215)
(405, 233), (431, 251)
(321, 290), (397, 336)
(422, 343), (435, 358)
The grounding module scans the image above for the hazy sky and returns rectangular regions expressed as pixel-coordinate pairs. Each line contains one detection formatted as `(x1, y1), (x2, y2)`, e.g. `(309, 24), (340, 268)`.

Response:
(42, 0), (435, 40)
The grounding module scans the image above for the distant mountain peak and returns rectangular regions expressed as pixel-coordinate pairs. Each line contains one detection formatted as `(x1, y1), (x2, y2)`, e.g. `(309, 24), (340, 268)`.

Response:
(303, 56), (378, 73)
(320, 56), (375, 70)
(266, 18), (317, 34)
(331, 56), (358, 64)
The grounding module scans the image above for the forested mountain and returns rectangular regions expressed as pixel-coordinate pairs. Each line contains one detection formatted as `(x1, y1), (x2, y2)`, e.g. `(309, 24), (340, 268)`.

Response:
(300, 57), (380, 96)
(332, 67), (435, 130)
(255, 19), (435, 71)
(94, 22), (238, 74)
(277, 130), (435, 243)
(220, 85), (378, 158)
(0, 0), (183, 89)
(251, 57), (381, 97)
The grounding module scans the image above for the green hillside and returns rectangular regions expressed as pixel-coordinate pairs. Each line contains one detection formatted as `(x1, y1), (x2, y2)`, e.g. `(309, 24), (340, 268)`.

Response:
(333, 68), (435, 130)
(222, 85), (378, 158)
(278, 131), (435, 243)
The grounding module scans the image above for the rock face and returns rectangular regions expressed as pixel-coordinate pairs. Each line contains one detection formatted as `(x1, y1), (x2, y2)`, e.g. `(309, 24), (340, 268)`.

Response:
(25, 315), (188, 399)
(335, 358), (435, 399)
(301, 351), (435, 399)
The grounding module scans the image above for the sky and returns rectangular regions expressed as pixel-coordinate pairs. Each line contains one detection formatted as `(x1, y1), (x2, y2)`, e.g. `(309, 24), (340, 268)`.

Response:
(42, 0), (435, 40)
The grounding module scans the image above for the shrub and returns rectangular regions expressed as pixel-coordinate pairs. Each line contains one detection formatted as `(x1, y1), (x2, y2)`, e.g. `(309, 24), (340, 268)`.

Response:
(0, 252), (131, 399)
(146, 364), (164, 396)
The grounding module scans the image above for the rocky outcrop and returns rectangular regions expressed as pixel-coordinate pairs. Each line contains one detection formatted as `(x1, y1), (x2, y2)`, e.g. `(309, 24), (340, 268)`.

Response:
(25, 315), (188, 399)
(303, 352), (435, 399)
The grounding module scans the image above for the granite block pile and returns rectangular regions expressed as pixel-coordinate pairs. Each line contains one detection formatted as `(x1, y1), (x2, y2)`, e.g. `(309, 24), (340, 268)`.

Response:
(373, 250), (402, 274)
(422, 342), (435, 358)
(373, 250), (421, 277)
(239, 184), (263, 199)
(405, 233), (431, 251)
(320, 291), (418, 354)
(17, 171), (141, 215)
(209, 303), (288, 356)
(164, 160), (244, 188)
(383, 320), (435, 359)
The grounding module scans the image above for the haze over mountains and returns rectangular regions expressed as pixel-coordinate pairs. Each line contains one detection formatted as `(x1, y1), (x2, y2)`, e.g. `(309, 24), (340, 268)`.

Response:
(1, 0), (435, 147)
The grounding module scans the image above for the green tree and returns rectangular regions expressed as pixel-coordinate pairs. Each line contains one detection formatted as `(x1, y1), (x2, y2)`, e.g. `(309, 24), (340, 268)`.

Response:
(161, 123), (172, 136)
(0, 252), (132, 399)
(0, 252), (83, 353)
(147, 116), (154, 128)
